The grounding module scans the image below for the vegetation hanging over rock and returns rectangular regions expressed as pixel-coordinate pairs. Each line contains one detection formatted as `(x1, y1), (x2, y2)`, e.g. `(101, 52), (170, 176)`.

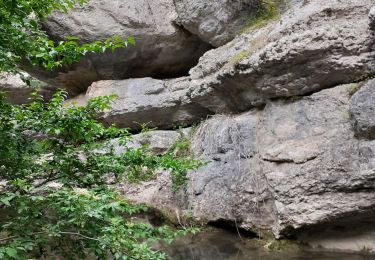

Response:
(0, 0), (201, 258)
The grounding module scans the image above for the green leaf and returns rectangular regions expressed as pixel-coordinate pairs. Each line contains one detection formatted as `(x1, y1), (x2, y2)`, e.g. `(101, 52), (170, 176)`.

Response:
(1, 196), (13, 206)
(128, 36), (136, 45)
(5, 248), (18, 258)
(66, 36), (79, 41)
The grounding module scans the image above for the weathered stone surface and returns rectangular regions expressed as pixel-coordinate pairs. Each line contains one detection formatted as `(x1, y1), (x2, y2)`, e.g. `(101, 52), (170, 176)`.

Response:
(14, 0), (375, 253)
(350, 79), (375, 139)
(298, 212), (375, 253)
(65, 0), (375, 130)
(22, 0), (374, 103)
(259, 85), (375, 237)
(25, 0), (211, 94)
(187, 112), (276, 230)
(66, 78), (213, 130)
(120, 84), (375, 252)
(0, 73), (53, 104)
(111, 130), (183, 156)
(174, 0), (260, 47)
(187, 0), (375, 112)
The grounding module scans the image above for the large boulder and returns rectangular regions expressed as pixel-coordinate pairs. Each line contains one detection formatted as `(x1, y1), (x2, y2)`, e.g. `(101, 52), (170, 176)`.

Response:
(350, 79), (375, 139)
(65, 78), (213, 130)
(120, 84), (375, 253)
(174, 0), (261, 47)
(186, 0), (375, 111)
(25, 0), (211, 95)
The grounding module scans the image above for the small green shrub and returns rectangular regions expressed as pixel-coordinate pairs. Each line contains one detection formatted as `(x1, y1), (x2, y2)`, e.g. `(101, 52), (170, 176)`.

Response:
(230, 50), (254, 65)
(239, 0), (282, 34)
(164, 128), (206, 191)
(0, 0), (134, 72)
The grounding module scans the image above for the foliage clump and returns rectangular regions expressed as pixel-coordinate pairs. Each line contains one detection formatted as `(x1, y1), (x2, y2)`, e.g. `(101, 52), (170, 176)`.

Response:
(0, 91), (200, 259)
(0, 0), (134, 72)
(0, 1), (203, 258)
(165, 128), (206, 191)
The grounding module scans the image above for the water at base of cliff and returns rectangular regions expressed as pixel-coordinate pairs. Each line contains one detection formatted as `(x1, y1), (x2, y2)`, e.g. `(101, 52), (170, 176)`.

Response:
(160, 229), (374, 260)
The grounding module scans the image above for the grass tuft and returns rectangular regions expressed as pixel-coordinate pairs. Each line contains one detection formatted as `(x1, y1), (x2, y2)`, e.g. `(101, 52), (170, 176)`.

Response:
(239, 0), (282, 35)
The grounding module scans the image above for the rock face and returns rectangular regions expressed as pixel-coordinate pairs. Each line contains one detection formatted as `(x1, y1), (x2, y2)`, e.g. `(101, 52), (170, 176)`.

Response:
(27, 0), (374, 100)
(26, 0), (211, 94)
(258, 85), (375, 237)
(67, 0), (375, 130)
(58, 3), (375, 246)
(6, 0), (375, 254)
(186, 0), (375, 111)
(66, 78), (213, 130)
(298, 213), (375, 253)
(111, 129), (183, 156)
(350, 79), (375, 139)
(121, 84), (375, 252)
(174, 0), (261, 47)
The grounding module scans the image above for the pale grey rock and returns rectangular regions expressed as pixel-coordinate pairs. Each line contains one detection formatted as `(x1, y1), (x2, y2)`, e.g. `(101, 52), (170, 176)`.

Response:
(26, 0), (211, 94)
(111, 130), (183, 156)
(174, 0), (260, 47)
(258, 85), (375, 236)
(350, 79), (375, 139)
(187, 112), (275, 229)
(120, 84), (375, 248)
(26, 0), (374, 102)
(189, 0), (375, 112)
(66, 0), (375, 128)
(66, 77), (213, 130)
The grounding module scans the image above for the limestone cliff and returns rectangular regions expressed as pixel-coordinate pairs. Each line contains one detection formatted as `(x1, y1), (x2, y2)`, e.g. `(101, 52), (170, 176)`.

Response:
(3, 0), (375, 254)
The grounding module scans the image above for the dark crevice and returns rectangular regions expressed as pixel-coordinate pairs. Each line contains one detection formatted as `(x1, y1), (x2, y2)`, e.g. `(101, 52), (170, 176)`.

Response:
(208, 219), (258, 239)
(283, 207), (375, 238)
(27, 21), (216, 97)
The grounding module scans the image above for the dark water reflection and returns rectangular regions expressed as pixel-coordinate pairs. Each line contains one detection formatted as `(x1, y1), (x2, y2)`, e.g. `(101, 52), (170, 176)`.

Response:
(162, 230), (374, 260)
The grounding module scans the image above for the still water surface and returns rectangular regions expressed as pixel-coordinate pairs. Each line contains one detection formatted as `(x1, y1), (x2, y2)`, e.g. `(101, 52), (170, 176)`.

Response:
(163, 230), (374, 260)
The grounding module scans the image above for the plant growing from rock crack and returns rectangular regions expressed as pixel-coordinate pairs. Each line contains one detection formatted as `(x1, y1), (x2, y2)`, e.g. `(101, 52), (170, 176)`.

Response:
(239, 0), (282, 34)
(166, 128), (206, 191)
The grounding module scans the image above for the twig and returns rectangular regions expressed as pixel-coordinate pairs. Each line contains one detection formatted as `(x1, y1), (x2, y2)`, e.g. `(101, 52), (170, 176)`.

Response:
(234, 217), (243, 241)
(59, 232), (99, 241)
(175, 209), (186, 229)
(0, 231), (45, 242)
(0, 231), (99, 243)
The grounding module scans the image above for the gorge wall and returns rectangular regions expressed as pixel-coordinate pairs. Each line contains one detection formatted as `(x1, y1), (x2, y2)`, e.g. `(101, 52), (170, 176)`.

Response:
(2, 0), (375, 254)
